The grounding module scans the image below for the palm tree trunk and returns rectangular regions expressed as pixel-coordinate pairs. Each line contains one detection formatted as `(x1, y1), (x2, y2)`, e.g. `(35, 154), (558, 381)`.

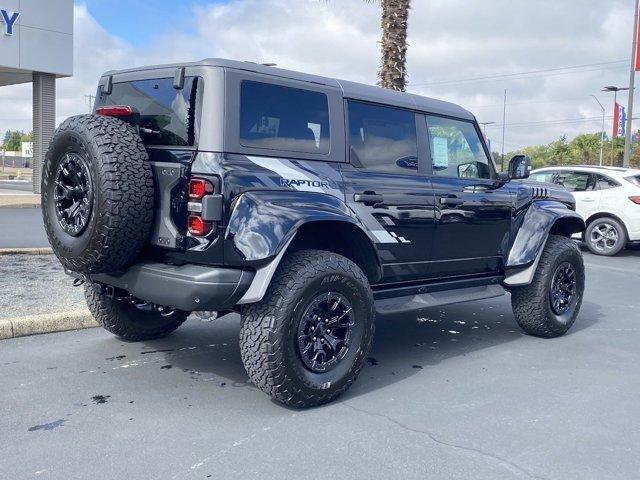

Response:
(378, 0), (410, 91)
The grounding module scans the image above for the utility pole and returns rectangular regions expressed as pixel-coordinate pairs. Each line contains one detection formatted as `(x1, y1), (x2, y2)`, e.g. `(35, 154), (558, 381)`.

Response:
(591, 95), (605, 166)
(624, 0), (640, 168)
(501, 89), (507, 172)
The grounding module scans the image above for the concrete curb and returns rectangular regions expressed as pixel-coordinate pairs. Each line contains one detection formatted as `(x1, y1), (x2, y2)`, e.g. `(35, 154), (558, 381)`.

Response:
(0, 309), (98, 340)
(0, 247), (52, 255)
(0, 194), (40, 208)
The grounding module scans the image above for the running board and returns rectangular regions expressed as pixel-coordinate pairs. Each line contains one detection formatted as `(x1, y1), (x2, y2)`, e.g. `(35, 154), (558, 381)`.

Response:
(374, 284), (506, 316)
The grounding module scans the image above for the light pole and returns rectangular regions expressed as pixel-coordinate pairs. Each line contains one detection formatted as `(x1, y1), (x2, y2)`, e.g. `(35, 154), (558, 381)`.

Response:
(590, 95), (605, 166)
(603, 85), (629, 165)
(624, 0), (639, 168)
(501, 89), (507, 171)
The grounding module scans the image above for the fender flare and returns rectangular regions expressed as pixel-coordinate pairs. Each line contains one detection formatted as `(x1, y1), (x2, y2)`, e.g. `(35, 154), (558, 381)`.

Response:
(504, 201), (584, 287)
(226, 190), (382, 303)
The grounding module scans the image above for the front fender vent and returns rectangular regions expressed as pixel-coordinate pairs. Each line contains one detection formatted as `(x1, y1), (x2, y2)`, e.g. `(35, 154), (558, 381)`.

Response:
(532, 187), (548, 199)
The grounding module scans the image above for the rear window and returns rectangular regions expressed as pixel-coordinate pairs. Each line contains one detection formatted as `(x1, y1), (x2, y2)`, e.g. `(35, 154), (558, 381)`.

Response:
(239, 81), (330, 154)
(97, 77), (200, 147)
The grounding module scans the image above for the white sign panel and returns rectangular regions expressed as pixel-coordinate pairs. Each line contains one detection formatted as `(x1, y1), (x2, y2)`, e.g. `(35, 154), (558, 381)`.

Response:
(0, 0), (73, 85)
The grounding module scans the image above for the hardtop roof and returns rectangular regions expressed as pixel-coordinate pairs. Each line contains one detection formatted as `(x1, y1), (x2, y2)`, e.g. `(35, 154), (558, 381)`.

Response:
(103, 58), (475, 120)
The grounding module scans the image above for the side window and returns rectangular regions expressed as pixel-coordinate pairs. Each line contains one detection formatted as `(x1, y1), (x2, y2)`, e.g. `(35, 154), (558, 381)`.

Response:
(552, 171), (593, 192)
(595, 174), (619, 190)
(426, 116), (491, 179)
(240, 81), (330, 154)
(530, 172), (554, 183)
(347, 101), (418, 174)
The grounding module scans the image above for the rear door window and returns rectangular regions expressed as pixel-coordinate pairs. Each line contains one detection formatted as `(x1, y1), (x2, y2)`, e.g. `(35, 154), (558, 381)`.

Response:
(240, 81), (330, 154)
(97, 77), (200, 147)
(594, 174), (620, 190)
(347, 101), (418, 174)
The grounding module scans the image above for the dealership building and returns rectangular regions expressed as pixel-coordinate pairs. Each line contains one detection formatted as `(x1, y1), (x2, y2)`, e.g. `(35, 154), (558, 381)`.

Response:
(0, 0), (73, 193)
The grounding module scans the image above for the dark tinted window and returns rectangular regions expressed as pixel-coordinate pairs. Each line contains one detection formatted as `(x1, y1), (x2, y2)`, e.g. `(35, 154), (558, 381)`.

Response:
(426, 116), (491, 179)
(240, 81), (330, 154)
(98, 77), (200, 146)
(552, 171), (593, 192)
(348, 101), (418, 173)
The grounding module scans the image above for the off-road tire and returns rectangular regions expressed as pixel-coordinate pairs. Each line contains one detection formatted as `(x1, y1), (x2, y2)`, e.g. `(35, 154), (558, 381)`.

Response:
(84, 284), (188, 341)
(42, 114), (154, 274)
(240, 250), (375, 407)
(511, 235), (584, 338)
(585, 217), (627, 256)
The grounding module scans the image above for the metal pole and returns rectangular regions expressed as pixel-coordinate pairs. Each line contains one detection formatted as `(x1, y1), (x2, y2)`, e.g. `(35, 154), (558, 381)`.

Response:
(501, 89), (507, 171)
(612, 90), (618, 166)
(591, 95), (605, 166)
(625, 0), (640, 168)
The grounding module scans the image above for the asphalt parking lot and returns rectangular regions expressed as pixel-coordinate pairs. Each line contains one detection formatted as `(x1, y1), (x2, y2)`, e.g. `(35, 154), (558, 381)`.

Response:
(1, 248), (639, 480)
(0, 208), (48, 249)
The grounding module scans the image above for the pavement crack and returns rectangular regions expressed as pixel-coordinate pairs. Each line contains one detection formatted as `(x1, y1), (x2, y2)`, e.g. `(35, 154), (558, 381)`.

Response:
(342, 402), (548, 480)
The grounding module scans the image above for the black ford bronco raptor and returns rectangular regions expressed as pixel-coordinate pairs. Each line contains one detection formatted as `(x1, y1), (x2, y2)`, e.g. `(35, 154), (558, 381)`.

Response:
(42, 59), (586, 407)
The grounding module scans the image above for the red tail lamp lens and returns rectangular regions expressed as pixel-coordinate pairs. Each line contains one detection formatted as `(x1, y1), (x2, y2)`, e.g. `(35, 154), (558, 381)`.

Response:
(96, 105), (133, 117)
(629, 196), (640, 205)
(189, 179), (214, 199)
(188, 215), (212, 236)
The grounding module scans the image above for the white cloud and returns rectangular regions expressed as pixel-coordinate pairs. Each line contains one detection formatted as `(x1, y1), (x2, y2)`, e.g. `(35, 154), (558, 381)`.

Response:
(1, 0), (637, 151)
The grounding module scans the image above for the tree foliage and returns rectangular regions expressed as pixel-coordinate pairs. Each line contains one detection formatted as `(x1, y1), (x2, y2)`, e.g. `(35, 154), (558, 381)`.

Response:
(1, 130), (33, 152)
(496, 132), (640, 170)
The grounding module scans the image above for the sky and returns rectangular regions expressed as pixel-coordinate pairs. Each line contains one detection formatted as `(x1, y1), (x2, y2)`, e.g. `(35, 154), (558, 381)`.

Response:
(0, 0), (637, 152)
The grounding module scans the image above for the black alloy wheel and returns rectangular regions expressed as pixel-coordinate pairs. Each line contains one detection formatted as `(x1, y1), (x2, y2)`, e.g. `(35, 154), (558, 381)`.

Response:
(549, 262), (576, 317)
(296, 292), (354, 373)
(53, 152), (93, 237)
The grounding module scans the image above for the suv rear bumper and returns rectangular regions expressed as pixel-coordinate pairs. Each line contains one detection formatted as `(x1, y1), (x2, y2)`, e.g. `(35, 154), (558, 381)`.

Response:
(89, 263), (255, 312)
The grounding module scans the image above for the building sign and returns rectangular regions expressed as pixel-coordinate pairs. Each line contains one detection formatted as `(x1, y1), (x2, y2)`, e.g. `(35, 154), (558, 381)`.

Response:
(613, 102), (627, 138)
(1, 9), (20, 36)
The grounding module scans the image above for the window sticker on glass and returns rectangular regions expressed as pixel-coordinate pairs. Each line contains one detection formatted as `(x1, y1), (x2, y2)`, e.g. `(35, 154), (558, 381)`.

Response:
(432, 137), (449, 168)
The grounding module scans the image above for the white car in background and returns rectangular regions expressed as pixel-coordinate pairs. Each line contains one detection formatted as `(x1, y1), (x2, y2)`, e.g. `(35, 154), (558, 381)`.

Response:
(529, 165), (640, 256)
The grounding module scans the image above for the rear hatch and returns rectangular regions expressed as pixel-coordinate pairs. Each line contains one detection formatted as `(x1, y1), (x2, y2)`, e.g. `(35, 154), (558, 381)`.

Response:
(94, 74), (211, 255)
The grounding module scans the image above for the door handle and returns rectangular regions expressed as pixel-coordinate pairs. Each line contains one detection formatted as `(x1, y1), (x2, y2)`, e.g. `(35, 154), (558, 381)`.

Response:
(582, 198), (596, 202)
(354, 192), (384, 205)
(440, 196), (464, 206)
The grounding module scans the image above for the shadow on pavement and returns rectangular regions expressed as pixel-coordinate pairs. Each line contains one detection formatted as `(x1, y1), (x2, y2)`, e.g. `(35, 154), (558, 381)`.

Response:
(133, 294), (602, 404)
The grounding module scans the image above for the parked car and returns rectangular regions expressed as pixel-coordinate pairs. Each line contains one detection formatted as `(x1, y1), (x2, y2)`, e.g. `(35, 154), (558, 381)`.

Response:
(530, 165), (640, 255)
(41, 59), (585, 407)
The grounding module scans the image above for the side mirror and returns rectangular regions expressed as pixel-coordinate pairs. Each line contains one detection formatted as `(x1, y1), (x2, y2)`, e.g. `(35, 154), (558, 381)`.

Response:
(508, 154), (531, 180)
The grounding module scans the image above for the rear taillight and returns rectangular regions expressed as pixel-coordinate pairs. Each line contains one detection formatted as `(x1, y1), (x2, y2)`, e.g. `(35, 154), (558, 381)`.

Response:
(186, 178), (218, 237)
(629, 196), (640, 205)
(96, 105), (133, 117)
(187, 215), (212, 236)
(188, 178), (214, 199)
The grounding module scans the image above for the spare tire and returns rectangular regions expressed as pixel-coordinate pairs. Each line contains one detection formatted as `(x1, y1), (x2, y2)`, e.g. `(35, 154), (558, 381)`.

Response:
(42, 114), (154, 274)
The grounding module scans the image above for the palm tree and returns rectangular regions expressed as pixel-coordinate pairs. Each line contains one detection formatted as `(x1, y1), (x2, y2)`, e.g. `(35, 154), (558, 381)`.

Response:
(329, 0), (411, 92)
(375, 0), (411, 92)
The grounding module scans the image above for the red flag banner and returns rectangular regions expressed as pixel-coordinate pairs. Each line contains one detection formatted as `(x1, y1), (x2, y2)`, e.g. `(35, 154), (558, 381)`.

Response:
(613, 102), (621, 137)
